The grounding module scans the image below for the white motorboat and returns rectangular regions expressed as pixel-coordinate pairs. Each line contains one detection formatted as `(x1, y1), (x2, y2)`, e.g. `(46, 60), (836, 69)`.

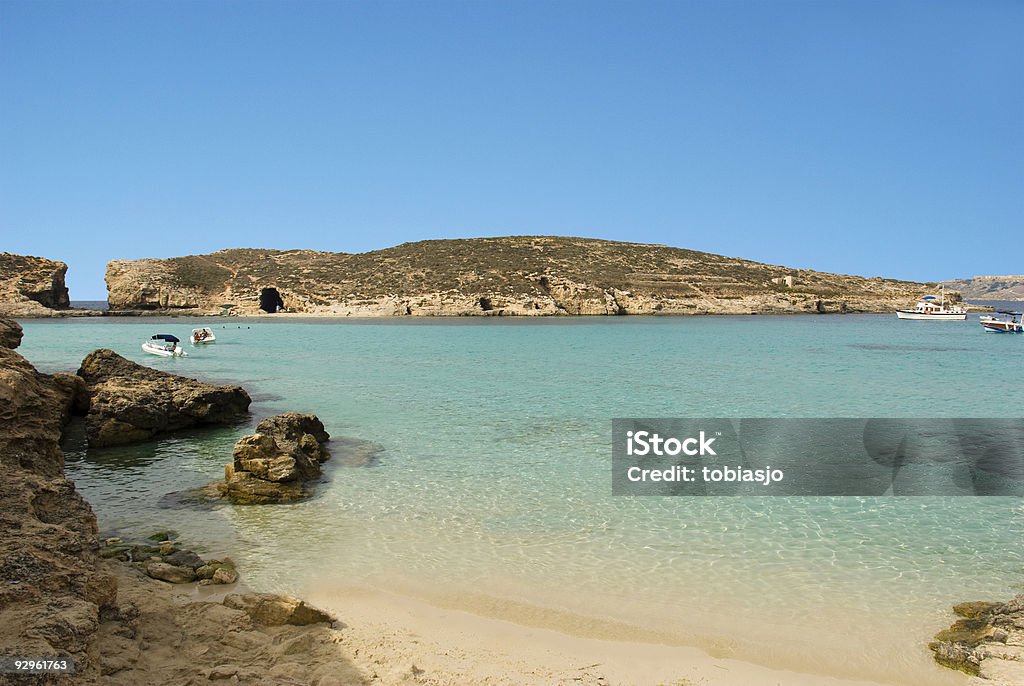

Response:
(980, 310), (1023, 333)
(896, 286), (966, 320)
(191, 327), (216, 344)
(142, 334), (187, 357)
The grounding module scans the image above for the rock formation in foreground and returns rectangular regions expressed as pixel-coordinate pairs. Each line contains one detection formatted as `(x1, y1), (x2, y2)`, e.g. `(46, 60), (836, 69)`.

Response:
(940, 275), (1024, 301)
(0, 252), (71, 316)
(77, 349), (251, 447)
(104, 236), (937, 316)
(0, 319), (356, 684)
(0, 317), (116, 677)
(931, 595), (1024, 684)
(222, 412), (331, 504)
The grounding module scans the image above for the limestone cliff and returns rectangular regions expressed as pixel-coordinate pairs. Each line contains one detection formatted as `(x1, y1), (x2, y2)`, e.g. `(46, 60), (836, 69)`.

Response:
(940, 275), (1024, 301)
(0, 253), (71, 317)
(0, 317), (116, 681)
(104, 237), (937, 316)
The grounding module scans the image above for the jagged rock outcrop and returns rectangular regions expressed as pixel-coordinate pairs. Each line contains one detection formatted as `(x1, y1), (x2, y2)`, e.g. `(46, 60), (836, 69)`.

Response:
(104, 237), (938, 316)
(0, 317), (23, 349)
(222, 413), (331, 504)
(0, 317), (116, 680)
(0, 252), (71, 316)
(941, 276), (1024, 301)
(931, 595), (1024, 684)
(77, 349), (251, 447)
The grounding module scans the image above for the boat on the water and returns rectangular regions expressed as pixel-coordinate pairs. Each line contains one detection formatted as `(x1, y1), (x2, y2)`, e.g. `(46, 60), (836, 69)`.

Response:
(895, 286), (966, 320)
(142, 334), (187, 357)
(190, 327), (216, 344)
(980, 310), (1023, 333)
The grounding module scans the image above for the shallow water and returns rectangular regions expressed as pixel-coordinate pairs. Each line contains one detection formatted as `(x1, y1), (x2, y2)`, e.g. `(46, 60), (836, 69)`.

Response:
(18, 314), (1024, 685)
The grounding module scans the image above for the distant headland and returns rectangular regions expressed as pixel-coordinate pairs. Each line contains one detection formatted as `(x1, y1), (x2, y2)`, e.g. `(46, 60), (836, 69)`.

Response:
(3, 237), (948, 317)
(939, 275), (1024, 301)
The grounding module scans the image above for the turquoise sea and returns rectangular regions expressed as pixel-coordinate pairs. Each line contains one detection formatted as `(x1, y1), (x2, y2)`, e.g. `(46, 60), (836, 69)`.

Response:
(18, 314), (1024, 686)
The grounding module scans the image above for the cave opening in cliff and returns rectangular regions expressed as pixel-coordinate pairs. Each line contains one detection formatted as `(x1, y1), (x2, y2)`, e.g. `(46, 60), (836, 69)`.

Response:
(259, 288), (285, 313)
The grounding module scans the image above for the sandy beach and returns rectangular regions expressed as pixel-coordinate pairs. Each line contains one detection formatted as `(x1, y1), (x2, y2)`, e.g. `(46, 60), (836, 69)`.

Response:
(309, 585), (908, 686)
(92, 561), (905, 686)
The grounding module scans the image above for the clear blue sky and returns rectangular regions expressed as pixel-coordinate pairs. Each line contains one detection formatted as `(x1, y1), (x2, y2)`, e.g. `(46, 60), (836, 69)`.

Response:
(2, 0), (1021, 299)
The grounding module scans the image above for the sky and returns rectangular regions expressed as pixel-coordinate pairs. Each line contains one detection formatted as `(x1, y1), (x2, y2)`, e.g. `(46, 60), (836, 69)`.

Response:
(1, 0), (1021, 299)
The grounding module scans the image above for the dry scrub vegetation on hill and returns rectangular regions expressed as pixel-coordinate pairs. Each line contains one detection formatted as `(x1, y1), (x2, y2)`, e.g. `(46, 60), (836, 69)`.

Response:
(103, 236), (934, 316)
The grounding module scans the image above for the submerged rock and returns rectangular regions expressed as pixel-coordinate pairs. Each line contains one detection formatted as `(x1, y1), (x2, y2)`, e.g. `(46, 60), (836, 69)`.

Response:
(211, 566), (239, 585)
(196, 561), (233, 580)
(146, 561), (196, 584)
(163, 548), (204, 570)
(222, 413), (331, 504)
(106, 535), (240, 585)
(77, 349), (251, 447)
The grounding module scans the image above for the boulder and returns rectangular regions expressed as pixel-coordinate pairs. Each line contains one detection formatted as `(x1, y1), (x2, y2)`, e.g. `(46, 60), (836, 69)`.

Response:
(77, 349), (251, 447)
(223, 413), (330, 504)
(163, 548), (204, 570)
(211, 567), (239, 585)
(196, 562), (228, 580)
(146, 562), (196, 584)
(0, 317), (23, 348)
(146, 530), (178, 542)
(194, 560), (239, 585)
(223, 593), (333, 626)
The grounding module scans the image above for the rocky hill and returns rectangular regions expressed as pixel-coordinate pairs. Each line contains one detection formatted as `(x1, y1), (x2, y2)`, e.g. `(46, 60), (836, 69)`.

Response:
(940, 275), (1024, 301)
(105, 236), (935, 316)
(0, 252), (71, 316)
